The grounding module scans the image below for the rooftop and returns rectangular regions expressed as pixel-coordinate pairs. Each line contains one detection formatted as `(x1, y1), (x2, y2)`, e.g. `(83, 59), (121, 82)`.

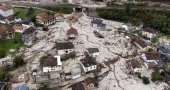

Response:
(134, 36), (149, 48)
(143, 27), (156, 33)
(0, 24), (14, 35)
(0, 5), (13, 11)
(49, 72), (60, 79)
(87, 48), (99, 54)
(80, 57), (97, 67)
(67, 27), (78, 35)
(42, 56), (61, 67)
(54, 42), (74, 50)
(13, 25), (24, 30)
(72, 82), (85, 90)
(127, 60), (141, 69)
(23, 26), (36, 34)
(145, 52), (160, 60)
(85, 77), (94, 85)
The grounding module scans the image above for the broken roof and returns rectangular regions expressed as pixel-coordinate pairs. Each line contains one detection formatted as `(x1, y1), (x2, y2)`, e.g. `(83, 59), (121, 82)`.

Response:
(55, 42), (74, 50)
(85, 77), (94, 86)
(145, 52), (160, 60)
(91, 19), (106, 27)
(124, 23), (132, 27)
(42, 56), (61, 67)
(23, 26), (36, 35)
(87, 48), (99, 54)
(0, 5), (13, 11)
(67, 27), (78, 35)
(54, 13), (64, 17)
(127, 60), (141, 69)
(134, 36), (149, 48)
(15, 85), (28, 90)
(72, 82), (85, 90)
(143, 27), (156, 33)
(22, 18), (32, 25)
(0, 24), (14, 35)
(80, 57), (97, 67)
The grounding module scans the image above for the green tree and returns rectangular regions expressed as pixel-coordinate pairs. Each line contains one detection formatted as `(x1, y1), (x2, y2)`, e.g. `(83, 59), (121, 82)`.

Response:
(0, 66), (10, 82)
(38, 84), (51, 90)
(0, 50), (6, 58)
(69, 51), (76, 59)
(142, 76), (150, 84)
(151, 71), (164, 82)
(13, 56), (25, 68)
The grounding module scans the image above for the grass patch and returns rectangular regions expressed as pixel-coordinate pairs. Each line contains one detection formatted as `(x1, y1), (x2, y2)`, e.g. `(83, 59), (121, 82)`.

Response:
(41, 6), (73, 14)
(0, 32), (24, 54)
(14, 7), (52, 19)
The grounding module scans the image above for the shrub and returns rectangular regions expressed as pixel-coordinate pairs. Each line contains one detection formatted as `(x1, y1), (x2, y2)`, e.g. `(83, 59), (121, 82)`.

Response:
(69, 51), (76, 59)
(142, 76), (150, 84)
(0, 50), (6, 58)
(151, 71), (164, 82)
(136, 72), (142, 79)
(151, 36), (159, 43)
(13, 56), (25, 68)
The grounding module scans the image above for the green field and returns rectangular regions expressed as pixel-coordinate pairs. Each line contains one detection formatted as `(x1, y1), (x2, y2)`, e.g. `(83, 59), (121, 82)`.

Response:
(41, 6), (73, 14)
(0, 32), (24, 54)
(14, 7), (52, 19)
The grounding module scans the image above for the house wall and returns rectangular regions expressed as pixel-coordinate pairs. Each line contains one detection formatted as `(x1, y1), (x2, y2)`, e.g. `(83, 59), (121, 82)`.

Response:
(15, 29), (24, 33)
(56, 16), (64, 22)
(72, 73), (81, 79)
(0, 20), (6, 24)
(142, 31), (155, 39)
(15, 18), (21, 22)
(43, 66), (62, 72)
(92, 52), (99, 58)
(57, 49), (74, 56)
(159, 50), (170, 60)
(0, 9), (14, 17)
(81, 63), (97, 73)
(133, 68), (142, 73)
(22, 30), (36, 42)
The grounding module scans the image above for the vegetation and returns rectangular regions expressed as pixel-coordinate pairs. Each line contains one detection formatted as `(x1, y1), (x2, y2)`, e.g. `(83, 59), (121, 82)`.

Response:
(151, 71), (164, 82)
(142, 76), (150, 84)
(0, 66), (14, 82)
(41, 6), (73, 14)
(0, 32), (24, 55)
(96, 5), (170, 35)
(13, 56), (25, 68)
(39, 56), (49, 63)
(38, 84), (51, 90)
(151, 36), (160, 43)
(62, 51), (76, 61)
(0, 50), (6, 58)
(14, 7), (52, 19)
(136, 72), (142, 79)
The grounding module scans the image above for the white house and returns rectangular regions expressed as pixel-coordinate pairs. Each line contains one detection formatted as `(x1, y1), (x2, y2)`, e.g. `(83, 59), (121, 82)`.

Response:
(80, 57), (97, 73)
(0, 5), (14, 17)
(141, 52), (160, 64)
(55, 42), (74, 56)
(121, 23), (132, 31)
(126, 60), (142, 74)
(42, 56), (62, 73)
(54, 13), (65, 22)
(35, 13), (56, 26)
(13, 25), (25, 33)
(142, 27), (156, 39)
(71, 67), (81, 79)
(22, 18), (34, 29)
(86, 48), (99, 58)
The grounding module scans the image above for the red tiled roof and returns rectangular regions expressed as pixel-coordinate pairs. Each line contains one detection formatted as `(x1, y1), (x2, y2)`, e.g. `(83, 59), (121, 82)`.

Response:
(67, 27), (78, 35)
(145, 52), (160, 60)
(54, 13), (64, 17)
(13, 25), (24, 30)
(0, 5), (13, 11)
(0, 24), (14, 35)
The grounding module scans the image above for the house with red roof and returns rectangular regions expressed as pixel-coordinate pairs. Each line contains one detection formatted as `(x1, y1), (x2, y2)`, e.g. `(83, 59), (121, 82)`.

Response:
(67, 27), (78, 39)
(13, 25), (25, 33)
(54, 13), (64, 22)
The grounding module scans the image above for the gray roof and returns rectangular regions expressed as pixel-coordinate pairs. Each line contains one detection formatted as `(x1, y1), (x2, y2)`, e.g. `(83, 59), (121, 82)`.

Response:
(91, 19), (106, 28)
(87, 48), (99, 54)
(80, 57), (97, 67)
(55, 42), (74, 50)
(124, 23), (132, 27)
(15, 85), (28, 90)
(0, 83), (5, 90)
(164, 45), (170, 49)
